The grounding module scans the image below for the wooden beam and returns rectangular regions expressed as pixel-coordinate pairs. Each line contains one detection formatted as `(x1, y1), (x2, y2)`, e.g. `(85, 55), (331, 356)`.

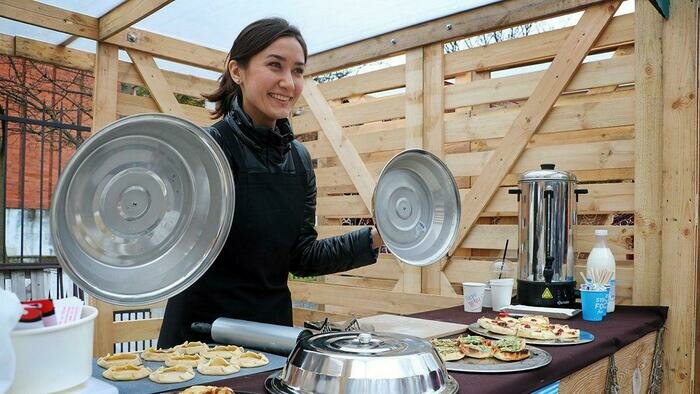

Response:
(320, 225), (634, 256)
(99, 0), (174, 41)
(58, 35), (78, 47)
(421, 42), (454, 296)
(5, 34), (217, 100)
(104, 27), (225, 72)
(14, 36), (94, 72)
(289, 281), (461, 315)
(112, 318), (163, 343)
(117, 92), (210, 126)
(126, 48), (184, 116)
(92, 42), (119, 132)
(658, 0), (698, 391)
(423, 43), (444, 159)
(0, 33), (13, 56)
(317, 182), (634, 218)
(395, 47), (423, 294)
(632, 0), (663, 305)
(302, 81), (375, 210)
(447, 1), (621, 257)
(0, 1), (225, 72)
(404, 48), (423, 150)
(88, 298), (115, 357)
(305, 0), (607, 75)
(0, 0), (98, 39)
(443, 13), (634, 77)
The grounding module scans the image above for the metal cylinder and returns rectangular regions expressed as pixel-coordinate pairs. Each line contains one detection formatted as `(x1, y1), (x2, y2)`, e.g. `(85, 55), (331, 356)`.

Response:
(513, 164), (584, 283)
(209, 318), (312, 356)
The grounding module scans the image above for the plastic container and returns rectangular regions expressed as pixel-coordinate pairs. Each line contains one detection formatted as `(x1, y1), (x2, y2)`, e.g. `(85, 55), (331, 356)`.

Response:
(482, 287), (492, 308)
(8, 305), (98, 393)
(580, 288), (608, 321)
(489, 259), (515, 280)
(489, 278), (514, 311)
(586, 229), (616, 312)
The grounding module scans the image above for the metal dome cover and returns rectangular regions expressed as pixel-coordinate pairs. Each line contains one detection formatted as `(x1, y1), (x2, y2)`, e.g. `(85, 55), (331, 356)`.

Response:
(50, 113), (235, 305)
(373, 149), (460, 266)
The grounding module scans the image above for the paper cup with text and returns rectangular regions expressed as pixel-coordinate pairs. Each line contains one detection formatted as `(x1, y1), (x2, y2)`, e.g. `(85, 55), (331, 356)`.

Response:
(462, 282), (486, 312)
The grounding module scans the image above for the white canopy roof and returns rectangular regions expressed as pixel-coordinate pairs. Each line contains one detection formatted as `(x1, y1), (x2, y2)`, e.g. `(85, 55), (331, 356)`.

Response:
(0, 0), (501, 79)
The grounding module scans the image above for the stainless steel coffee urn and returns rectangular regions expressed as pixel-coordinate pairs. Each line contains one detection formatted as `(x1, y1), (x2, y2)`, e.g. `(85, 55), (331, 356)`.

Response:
(509, 164), (587, 307)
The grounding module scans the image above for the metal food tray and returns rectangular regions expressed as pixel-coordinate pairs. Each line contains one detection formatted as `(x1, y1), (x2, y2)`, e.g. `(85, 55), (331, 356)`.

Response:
(468, 322), (595, 346)
(91, 349), (285, 393)
(444, 346), (551, 373)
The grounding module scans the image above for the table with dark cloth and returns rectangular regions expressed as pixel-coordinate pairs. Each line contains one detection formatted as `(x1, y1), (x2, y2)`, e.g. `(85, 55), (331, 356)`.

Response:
(207, 305), (668, 394)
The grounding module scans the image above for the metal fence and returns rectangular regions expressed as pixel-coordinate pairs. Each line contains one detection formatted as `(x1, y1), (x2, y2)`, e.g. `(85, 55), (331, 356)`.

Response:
(0, 99), (90, 301)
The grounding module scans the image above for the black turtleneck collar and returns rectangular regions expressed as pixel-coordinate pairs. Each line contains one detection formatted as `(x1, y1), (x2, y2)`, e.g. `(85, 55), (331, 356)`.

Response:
(224, 96), (294, 162)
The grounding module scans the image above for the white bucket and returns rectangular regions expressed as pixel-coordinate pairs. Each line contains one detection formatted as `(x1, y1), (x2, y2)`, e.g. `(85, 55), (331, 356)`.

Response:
(8, 305), (98, 393)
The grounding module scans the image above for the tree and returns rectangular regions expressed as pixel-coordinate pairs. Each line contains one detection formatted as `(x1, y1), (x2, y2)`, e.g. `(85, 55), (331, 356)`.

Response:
(445, 24), (534, 53)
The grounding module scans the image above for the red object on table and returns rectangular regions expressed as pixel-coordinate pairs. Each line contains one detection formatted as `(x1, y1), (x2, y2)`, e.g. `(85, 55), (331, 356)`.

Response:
(209, 305), (668, 394)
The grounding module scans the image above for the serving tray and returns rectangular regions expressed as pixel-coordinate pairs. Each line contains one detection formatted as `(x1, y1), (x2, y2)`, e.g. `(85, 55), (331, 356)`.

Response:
(444, 346), (551, 373)
(468, 322), (595, 346)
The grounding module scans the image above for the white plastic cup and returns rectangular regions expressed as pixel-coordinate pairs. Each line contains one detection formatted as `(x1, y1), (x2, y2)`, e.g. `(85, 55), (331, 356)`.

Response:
(462, 282), (486, 312)
(490, 259), (515, 280)
(489, 278), (514, 311)
(482, 287), (492, 308)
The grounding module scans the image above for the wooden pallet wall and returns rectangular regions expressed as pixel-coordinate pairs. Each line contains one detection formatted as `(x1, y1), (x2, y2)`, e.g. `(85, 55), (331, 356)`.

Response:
(288, 3), (634, 321)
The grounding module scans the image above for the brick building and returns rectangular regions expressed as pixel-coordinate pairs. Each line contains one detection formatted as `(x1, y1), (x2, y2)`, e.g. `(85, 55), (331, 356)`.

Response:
(0, 55), (93, 211)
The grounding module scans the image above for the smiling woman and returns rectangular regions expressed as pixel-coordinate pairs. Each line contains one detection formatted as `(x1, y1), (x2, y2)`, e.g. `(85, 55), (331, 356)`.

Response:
(158, 18), (384, 348)
(227, 37), (306, 128)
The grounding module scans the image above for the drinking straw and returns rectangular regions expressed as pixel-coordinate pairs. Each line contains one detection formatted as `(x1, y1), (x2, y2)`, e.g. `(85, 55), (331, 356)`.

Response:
(498, 239), (509, 279)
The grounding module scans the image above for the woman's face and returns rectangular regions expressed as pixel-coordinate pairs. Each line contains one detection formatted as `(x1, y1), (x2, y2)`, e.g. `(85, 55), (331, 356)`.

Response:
(229, 37), (306, 128)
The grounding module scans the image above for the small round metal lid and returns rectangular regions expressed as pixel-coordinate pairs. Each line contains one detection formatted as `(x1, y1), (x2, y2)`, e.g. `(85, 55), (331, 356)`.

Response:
(50, 113), (235, 305)
(373, 149), (460, 266)
(519, 163), (577, 182)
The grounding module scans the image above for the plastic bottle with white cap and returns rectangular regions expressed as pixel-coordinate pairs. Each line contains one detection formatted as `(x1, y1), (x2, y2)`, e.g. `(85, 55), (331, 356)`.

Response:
(586, 229), (616, 312)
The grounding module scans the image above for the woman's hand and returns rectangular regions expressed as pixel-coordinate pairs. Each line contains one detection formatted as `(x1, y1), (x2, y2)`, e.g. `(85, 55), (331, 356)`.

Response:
(370, 227), (384, 249)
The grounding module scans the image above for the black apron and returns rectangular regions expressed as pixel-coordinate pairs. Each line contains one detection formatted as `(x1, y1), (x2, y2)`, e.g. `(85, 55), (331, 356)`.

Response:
(158, 119), (306, 348)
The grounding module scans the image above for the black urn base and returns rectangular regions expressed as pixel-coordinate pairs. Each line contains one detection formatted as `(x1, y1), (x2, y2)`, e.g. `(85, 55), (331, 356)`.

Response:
(516, 279), (576, 307)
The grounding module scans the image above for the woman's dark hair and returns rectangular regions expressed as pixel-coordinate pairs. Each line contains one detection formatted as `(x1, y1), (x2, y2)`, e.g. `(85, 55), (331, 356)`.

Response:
(204, 18), (308, 119)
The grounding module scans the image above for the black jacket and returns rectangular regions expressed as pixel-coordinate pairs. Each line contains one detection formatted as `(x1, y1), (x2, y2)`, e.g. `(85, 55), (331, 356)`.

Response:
(208, 98), (378, 276)
(158, 98), (379, 346)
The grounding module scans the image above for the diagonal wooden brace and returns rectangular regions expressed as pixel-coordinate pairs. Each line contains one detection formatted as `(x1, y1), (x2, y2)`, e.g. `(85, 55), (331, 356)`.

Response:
(446, 0), (622, 261)
(302, 81), (376, 210)
(126, 48), (184, 117)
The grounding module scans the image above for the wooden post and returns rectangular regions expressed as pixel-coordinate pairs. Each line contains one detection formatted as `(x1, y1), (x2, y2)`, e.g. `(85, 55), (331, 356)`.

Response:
(394, 47), (424, 294)
(420, 42), (455, 296)
(89, 41), (118, 356)
(91, 42), (118, 131)
(658, 0), (698, 391)
(632, 0), (663, 305)
(90, 298), (115, 356)
(405, 48), (423, 150)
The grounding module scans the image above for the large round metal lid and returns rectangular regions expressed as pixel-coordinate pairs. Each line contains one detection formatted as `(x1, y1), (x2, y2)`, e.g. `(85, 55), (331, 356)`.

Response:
(303, 331), (430, 357)
(267, 331), (458, 394)
(519, 163), (577, 182)
(373, 149), (460, 266)
(50, 113), (235, 305)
